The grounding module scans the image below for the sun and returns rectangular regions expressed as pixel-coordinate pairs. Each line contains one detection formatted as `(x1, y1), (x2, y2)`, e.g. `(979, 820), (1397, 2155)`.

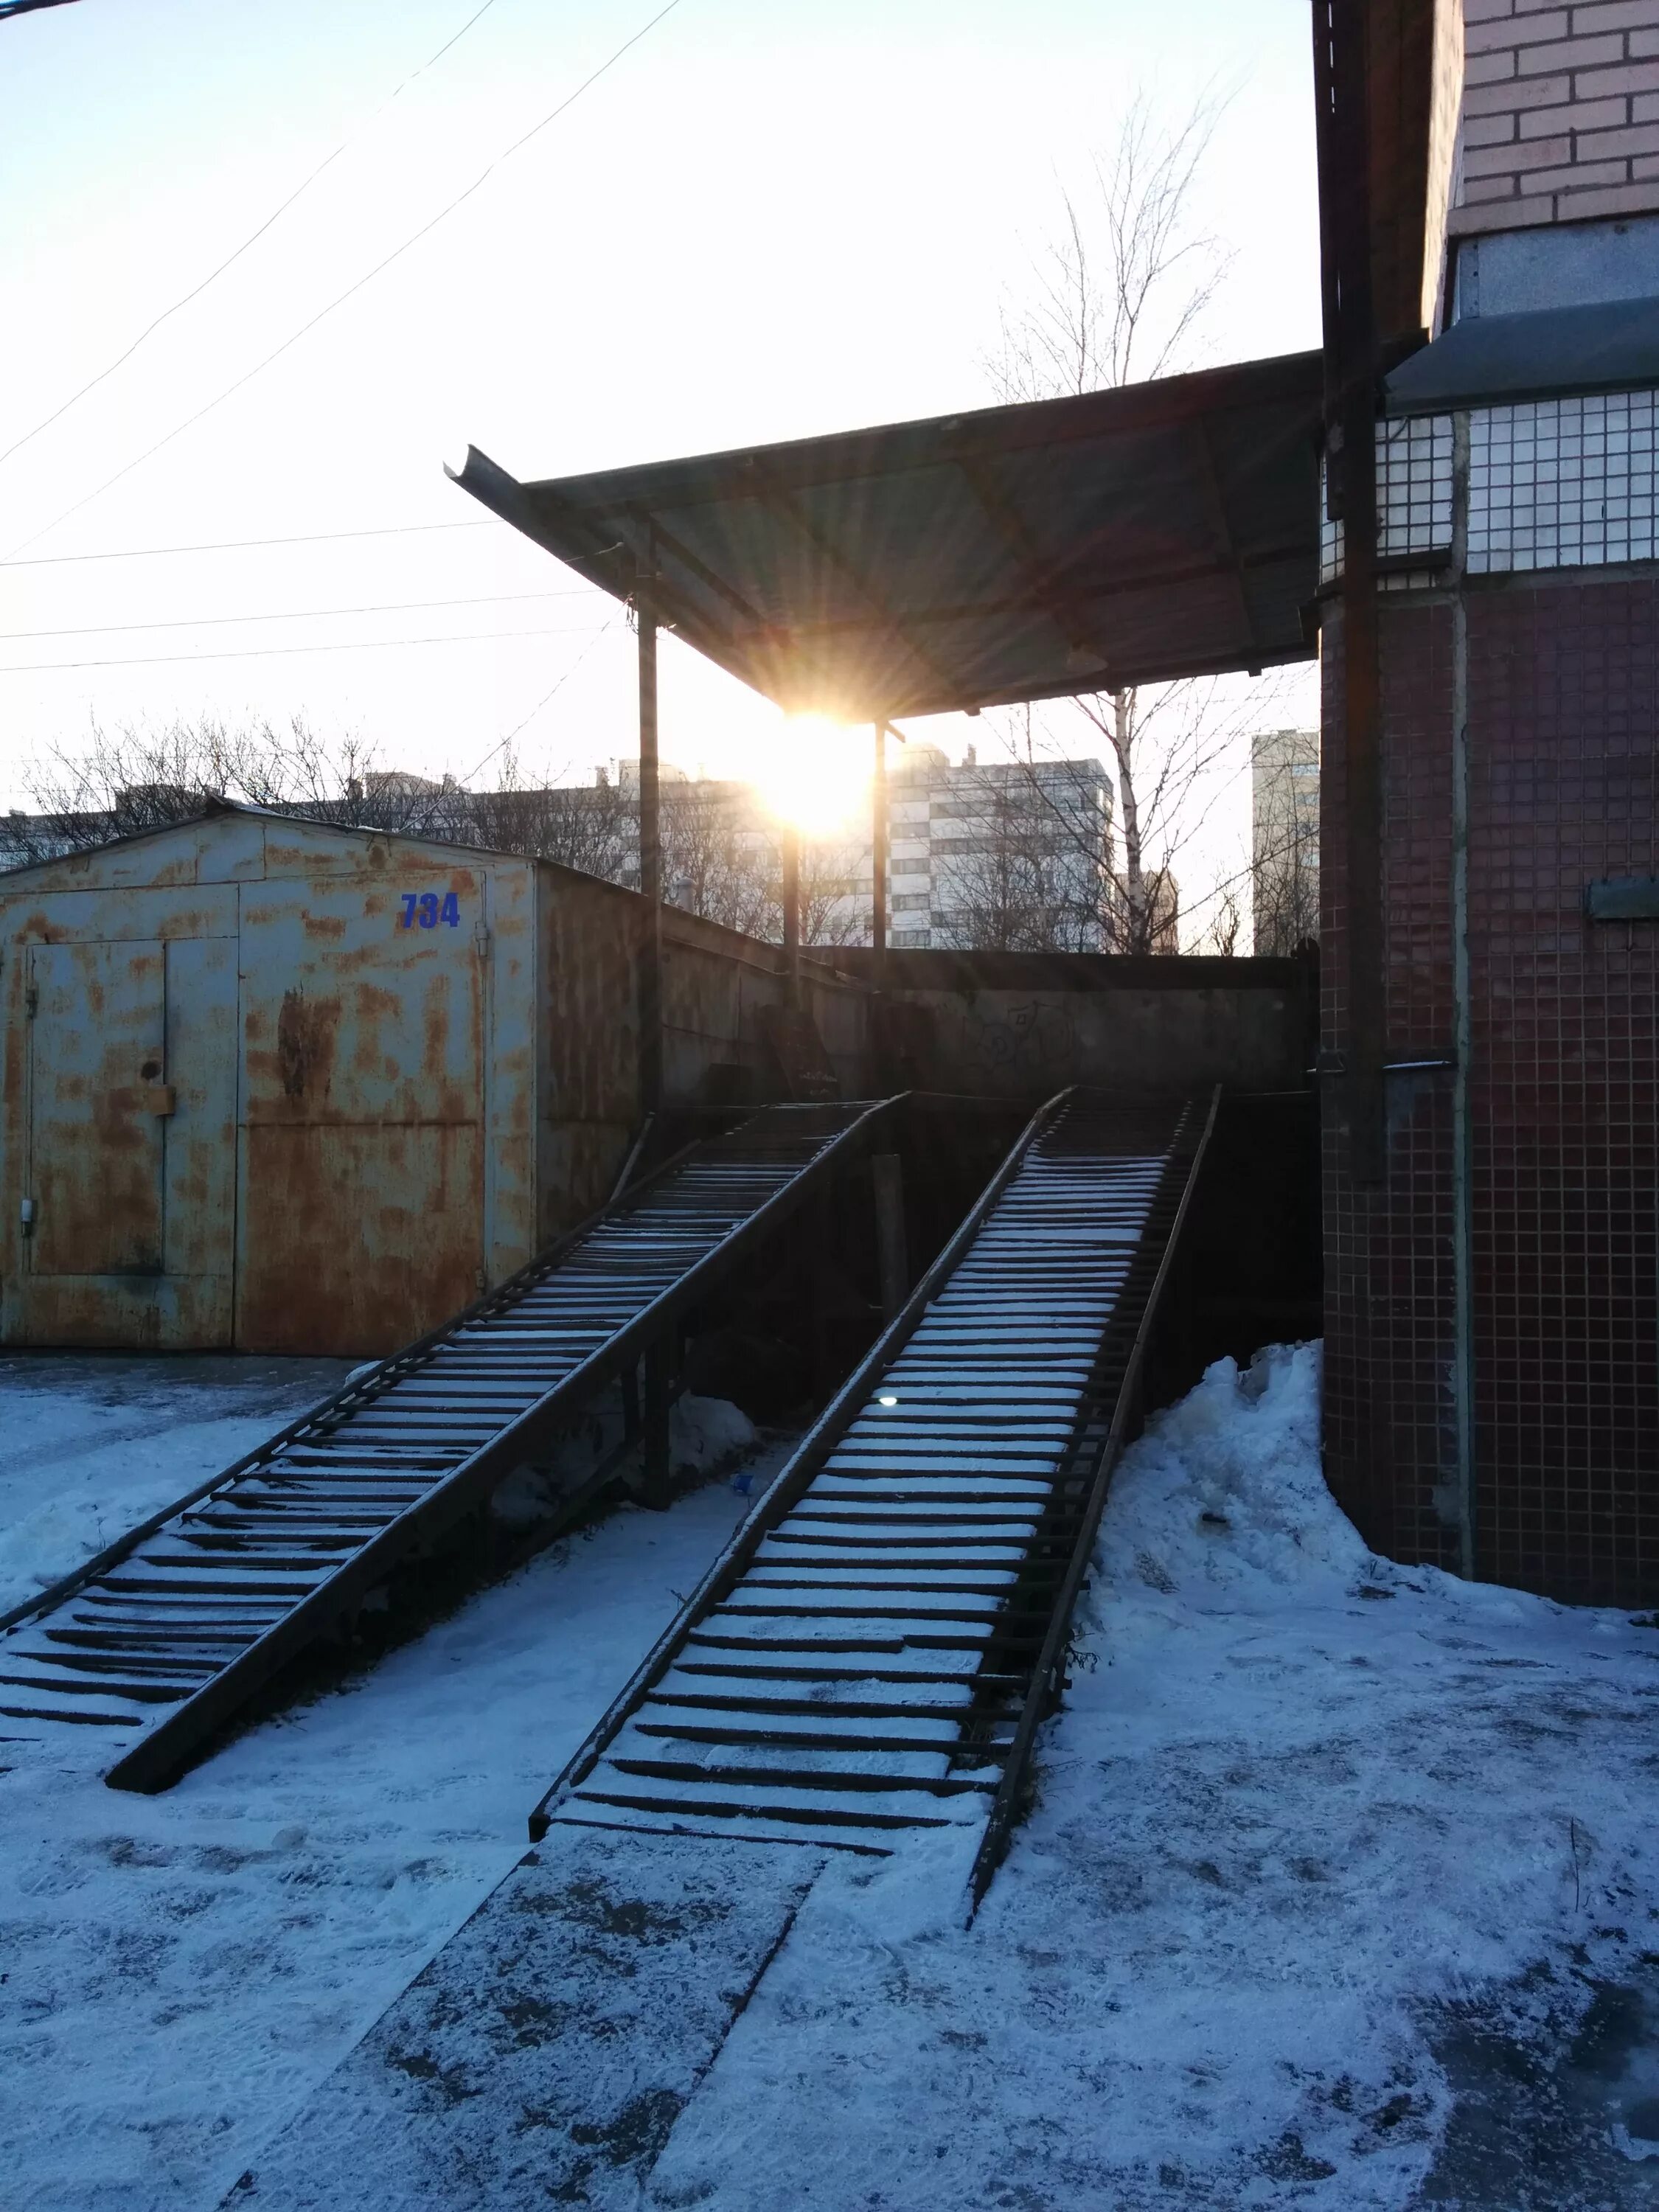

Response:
(755, 715), (870, 837)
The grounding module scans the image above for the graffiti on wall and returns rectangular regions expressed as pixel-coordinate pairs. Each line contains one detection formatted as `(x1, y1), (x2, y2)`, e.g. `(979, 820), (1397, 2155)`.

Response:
(962, 998), (1077, 1077)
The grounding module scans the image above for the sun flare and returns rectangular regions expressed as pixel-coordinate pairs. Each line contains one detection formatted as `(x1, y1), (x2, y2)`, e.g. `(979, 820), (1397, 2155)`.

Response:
(755, 715), (870, 837)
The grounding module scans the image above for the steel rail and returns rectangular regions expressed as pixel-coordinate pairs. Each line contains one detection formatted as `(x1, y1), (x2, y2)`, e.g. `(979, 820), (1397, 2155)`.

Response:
(527, 1087), (1073, 1840)
(965, 1084), (1220, 1913)
(1, 1099), (898, 1792)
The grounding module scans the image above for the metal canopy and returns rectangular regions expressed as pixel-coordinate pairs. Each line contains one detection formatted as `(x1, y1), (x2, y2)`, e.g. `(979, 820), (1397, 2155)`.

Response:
(450, 349), (1324, 721)
(1386, 296), (1659, 416)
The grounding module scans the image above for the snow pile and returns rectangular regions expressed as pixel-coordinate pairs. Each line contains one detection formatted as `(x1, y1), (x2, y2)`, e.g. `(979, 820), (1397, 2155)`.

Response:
(669, 1390), (757, 1475)
(647, 1346), (1659, 2212)
(1093, 1340), (1368, 1606)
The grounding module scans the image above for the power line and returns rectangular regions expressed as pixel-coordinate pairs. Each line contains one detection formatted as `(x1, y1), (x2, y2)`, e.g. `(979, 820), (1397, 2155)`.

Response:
(462, 616), (619, 783)
(0, 0), (502, 473)
(0, 520), (496, 567)
(0, 623), (616, 675)
(5, 0), (688, 561)
(1, 587), (597, 641)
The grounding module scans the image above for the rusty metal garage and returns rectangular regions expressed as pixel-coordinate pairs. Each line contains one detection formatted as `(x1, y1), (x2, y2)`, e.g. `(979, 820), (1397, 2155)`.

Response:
(0, 802), (872, 1356)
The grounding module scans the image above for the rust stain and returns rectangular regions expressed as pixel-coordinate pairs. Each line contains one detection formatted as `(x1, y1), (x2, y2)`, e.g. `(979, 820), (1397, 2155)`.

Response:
(302, 913), (347, 940)
(237, 1123), (481, 1354)
(276, 989), (338, 1101)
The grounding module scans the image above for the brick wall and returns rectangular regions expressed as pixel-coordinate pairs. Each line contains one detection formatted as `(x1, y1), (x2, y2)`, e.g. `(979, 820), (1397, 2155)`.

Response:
(1456, 0), (1659, 234)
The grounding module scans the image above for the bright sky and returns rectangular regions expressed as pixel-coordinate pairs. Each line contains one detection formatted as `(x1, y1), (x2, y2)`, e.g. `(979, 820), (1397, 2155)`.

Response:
(0, 0), (1321, 922)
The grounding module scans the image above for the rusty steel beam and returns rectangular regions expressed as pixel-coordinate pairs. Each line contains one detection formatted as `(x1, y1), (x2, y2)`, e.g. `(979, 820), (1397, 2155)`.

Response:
(1314, 0), (1387, 1186)
(636, 560), (664, 1116)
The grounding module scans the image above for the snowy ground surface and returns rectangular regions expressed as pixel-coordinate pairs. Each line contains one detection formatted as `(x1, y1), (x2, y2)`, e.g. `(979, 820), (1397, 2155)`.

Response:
(0, 1353), (356, 1618)
(7, 1347), (1659, 2210)
(0, 1357), (786, 2212)
(646, 1346), (1659, 2212)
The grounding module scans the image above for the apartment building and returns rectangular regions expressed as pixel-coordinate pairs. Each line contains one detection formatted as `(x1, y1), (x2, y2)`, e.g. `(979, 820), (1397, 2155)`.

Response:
(1250, 727), (1320, 956)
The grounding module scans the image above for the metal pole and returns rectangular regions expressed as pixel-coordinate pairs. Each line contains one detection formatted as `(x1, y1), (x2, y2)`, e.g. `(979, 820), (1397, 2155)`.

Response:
(782, 818), (801, 1002)
(872, 720), (888, 979)
(636, 566), (664, 1113)
(872, 1151), (908, 1324)
(1450, 408), (1477, 1579)
(1312, 0), (1385, 1188)
(641, 1331), (672, 1511)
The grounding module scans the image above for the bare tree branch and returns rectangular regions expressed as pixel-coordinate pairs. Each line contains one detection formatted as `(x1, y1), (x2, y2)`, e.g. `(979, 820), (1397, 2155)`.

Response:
(978, 86), (1298, 953)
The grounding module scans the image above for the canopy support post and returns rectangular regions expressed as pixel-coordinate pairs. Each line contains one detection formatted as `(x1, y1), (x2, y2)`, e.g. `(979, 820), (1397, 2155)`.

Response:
(636, 563), (664, 1114)
(871, 720), (888, 981)
(782, 820), (801, 1004)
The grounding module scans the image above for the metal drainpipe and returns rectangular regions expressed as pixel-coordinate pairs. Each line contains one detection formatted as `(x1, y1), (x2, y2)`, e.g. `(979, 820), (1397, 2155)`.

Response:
(1450, 410), (1477, 1579)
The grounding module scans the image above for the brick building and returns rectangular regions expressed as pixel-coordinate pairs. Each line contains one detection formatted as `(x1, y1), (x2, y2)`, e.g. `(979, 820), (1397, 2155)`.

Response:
(1318, 0), (1659, 1604)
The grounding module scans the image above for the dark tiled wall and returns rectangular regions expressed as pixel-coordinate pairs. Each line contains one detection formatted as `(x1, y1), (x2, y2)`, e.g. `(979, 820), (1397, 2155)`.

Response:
(1466, 579), (1659, 1604)
(1323, 577), (1659, 1607)
(1322, 601), (1463, 1576)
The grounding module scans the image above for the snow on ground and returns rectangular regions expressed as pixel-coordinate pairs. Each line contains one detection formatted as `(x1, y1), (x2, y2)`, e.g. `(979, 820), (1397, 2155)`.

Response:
(0, 1358), (787, 2212)
(9, 1346), (1659, 2211)
(646, 1346), (1659, 2211)
(0, 1354), (354, 1617)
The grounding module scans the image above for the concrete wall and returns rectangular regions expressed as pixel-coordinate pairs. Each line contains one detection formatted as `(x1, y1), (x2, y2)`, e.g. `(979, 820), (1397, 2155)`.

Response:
(535, 867), (875, 1241)
(834, 950), (1313, 1100)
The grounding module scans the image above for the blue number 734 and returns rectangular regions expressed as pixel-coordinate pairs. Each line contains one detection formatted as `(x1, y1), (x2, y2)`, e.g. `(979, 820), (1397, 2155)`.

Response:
(398, 891), (462, 929)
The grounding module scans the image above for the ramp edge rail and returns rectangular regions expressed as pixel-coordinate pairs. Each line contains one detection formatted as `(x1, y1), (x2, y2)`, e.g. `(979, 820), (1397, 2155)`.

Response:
(965, 1082), (1221, 1915)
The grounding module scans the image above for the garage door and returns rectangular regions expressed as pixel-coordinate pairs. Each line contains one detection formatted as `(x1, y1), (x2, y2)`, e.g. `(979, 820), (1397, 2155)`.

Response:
(20, 938), (237, 1346)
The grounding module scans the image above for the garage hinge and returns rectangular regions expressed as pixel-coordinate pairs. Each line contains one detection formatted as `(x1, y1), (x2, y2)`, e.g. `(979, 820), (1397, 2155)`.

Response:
(24, 986), (38, 1018)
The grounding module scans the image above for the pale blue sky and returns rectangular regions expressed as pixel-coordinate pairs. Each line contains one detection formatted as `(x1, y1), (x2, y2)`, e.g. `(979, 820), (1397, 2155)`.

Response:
(0, 0), (1320, 874)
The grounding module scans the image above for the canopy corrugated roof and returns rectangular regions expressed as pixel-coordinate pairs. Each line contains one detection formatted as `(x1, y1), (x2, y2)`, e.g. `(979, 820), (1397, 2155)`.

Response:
(451, 349), (1324, 721)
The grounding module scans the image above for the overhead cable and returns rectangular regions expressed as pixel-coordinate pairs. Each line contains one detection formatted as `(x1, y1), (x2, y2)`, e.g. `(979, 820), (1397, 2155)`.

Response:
(0, 622), (614, 675)
(4, 0), (687, 561)
(0, 519), (495, 566)
(0, 587), (596, 640)
(462, 616), (619, 782)
(0, 0), (502, 473)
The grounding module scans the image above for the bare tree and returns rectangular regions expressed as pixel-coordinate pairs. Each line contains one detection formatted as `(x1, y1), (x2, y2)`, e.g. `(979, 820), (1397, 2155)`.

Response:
(986, 89), (1268, 953)
(1247, 728), (1321, 954)
(465, 749), (633, 877)
(932, 749), (1109, 950)
(798, 835), (871, 948)
(14, 713), (459, 857)
(988, 91), (1233, 405)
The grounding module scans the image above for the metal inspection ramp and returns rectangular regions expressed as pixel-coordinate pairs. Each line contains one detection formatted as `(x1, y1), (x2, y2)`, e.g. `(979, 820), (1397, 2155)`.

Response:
(0, 1099), (894, 1794)
(532, 1087), (1217, 1902)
